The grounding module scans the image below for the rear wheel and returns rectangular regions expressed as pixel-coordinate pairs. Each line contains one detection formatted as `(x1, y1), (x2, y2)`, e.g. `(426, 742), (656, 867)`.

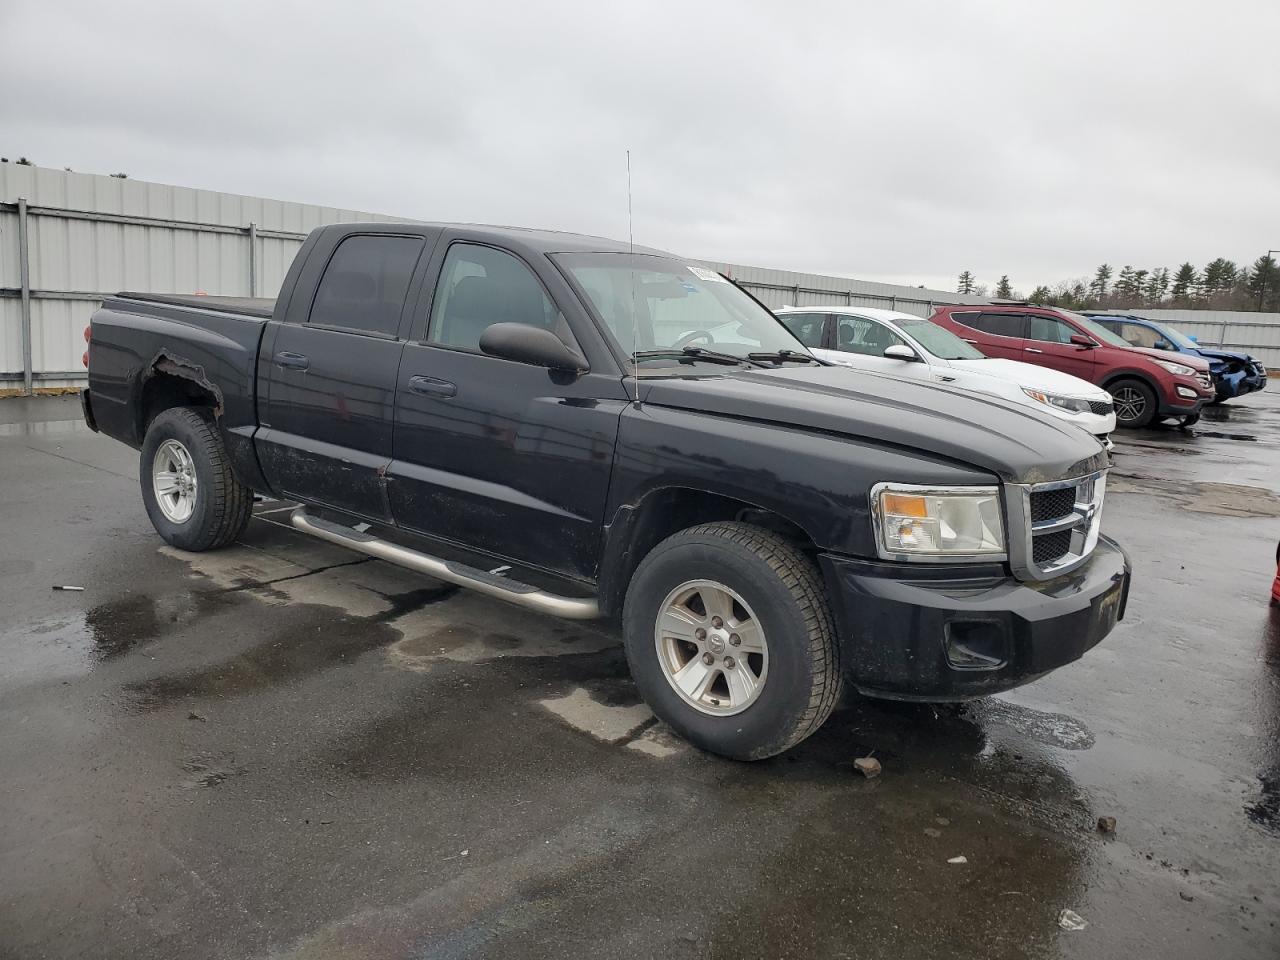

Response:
(1110, 379), (1158, 429)
(140, 407), (253, 551)
(622, 521), (842, 760)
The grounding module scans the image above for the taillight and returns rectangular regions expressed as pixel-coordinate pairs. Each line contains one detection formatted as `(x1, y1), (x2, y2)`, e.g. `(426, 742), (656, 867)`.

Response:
(83, 325), (91, 368)
(82, 351), (89, 368)
(83, 324), (91, 342)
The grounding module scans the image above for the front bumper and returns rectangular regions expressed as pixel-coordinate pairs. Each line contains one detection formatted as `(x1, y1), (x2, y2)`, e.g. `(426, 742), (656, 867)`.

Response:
(820, 535), (1130, 700)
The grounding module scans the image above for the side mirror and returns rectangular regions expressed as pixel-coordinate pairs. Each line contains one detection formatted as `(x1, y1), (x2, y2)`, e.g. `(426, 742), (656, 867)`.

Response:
(884, 344), (920, 362)
(479, 323), (587, 373)
(1188, 335), (1199, 343)
(1069, 334), (1097, 349)
(1154, 339), (1171, 351)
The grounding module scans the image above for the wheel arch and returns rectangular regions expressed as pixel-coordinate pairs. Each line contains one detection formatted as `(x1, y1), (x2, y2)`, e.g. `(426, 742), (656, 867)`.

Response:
(596, 485), (818, 619)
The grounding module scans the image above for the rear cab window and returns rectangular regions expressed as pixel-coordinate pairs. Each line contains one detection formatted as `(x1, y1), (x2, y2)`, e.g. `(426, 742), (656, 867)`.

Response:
(308, 234), (425, 337)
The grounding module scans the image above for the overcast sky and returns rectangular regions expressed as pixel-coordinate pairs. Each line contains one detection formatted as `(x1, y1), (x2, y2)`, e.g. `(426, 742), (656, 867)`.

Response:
(3, 0), (1278, 292)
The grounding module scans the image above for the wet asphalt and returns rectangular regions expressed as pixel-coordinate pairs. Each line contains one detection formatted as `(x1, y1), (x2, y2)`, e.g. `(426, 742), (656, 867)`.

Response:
(1, 392), (1278, 960)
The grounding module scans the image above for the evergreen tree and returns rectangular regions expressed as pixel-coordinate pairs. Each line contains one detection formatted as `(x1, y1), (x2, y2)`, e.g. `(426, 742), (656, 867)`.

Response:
(1200, 258), (1238, 299)
(1170, 262), (1198, 304)
(1028, 285), (1052, 303)
(1114, 265), (1137, 302)
(1089, 264), (1113, 302)
(957, 271), (976, 295)
(1245, 255), (1280, 311)
(995, 275), (1013, 299)
(1144, 268), (1169, 305)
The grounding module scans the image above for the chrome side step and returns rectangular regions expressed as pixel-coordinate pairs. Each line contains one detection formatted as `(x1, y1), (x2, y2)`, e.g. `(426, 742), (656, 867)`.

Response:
(289, 508), (601, 620)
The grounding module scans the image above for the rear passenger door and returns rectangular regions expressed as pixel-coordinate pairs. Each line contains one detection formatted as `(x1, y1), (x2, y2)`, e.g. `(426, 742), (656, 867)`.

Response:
(257, 232), (429, 520)
(948, 311), (1027, 361)
(388, 237), (626, 581)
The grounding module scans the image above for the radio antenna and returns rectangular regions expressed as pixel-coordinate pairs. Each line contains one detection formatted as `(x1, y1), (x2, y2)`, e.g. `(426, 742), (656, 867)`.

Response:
(627, 149), (640, 407)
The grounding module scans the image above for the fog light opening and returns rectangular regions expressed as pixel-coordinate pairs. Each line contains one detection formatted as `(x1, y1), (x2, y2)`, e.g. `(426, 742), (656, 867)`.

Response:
(944, 620), (1008, 671)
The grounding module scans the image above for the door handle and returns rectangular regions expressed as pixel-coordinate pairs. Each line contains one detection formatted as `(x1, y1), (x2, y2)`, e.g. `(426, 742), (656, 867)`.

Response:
(962, 338), (978, 344)
(1024, 347), (1044, 354)
(274, 351), (310, 370)
(408, 375), (457, 398)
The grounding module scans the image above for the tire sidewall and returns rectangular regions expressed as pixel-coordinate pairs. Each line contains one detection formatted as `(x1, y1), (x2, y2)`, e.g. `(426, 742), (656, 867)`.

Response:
(623, 533), (823, 760)
(139, 409), (220, 550)
(1112, 379), (1158, 428)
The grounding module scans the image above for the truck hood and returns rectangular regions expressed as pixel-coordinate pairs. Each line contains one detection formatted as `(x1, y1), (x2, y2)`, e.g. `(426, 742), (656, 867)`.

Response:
(639, 365), (1107, 485)
(945, 357), (1110, 398)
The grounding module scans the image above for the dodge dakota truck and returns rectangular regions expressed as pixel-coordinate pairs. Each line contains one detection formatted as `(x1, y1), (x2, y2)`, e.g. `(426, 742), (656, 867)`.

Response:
(82, 222), (1131, 760)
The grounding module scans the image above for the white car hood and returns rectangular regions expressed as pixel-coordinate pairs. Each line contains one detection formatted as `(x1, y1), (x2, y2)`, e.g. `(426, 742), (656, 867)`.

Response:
(947, 358), (1109, 399)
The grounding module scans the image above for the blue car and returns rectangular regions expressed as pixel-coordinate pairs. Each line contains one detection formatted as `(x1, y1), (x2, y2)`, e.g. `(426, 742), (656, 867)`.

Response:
(1085, 313), (1267, 404)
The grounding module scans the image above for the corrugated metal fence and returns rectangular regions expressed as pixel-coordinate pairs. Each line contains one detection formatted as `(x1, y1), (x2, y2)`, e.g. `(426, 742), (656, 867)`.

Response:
(3, 164), (1278, 393)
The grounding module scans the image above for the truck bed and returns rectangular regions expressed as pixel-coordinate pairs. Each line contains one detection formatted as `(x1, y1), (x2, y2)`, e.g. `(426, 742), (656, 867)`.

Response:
(114, 292), (276, 319)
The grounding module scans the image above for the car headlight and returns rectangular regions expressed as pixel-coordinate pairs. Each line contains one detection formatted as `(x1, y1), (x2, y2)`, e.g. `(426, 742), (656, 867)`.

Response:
(1021, 388), (1092, 414)
(872, 483), (1005, 560)
(1152, 359), (1196, 377)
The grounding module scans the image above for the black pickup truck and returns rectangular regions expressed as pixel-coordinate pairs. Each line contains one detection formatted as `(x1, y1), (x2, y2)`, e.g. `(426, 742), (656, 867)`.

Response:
(82, 222), (1130, 759)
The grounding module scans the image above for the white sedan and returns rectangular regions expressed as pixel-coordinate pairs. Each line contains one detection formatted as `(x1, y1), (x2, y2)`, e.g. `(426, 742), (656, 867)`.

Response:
(776, 306), (1116, 447)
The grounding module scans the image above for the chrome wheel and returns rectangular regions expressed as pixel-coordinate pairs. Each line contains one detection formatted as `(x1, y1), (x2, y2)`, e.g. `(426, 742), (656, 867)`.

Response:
(654, 579), (768, 716)
(152, 438), (197, 523)
(1113, 386), (1147, 424)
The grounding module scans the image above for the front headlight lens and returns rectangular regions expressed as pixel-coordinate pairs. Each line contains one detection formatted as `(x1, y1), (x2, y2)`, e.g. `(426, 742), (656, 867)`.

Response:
(874, 484), (1005, 559)
(1153, 359), (1196, 377)
(1021, 388), (1092, 414)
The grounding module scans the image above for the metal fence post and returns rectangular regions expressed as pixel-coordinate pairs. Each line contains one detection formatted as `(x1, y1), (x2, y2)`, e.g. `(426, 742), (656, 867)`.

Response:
(17, 198), (33, 397)
(248, 222), (258, 298)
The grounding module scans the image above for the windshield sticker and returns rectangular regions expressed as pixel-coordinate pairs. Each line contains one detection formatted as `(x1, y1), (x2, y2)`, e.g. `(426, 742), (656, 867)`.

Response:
(688, 265), (728, 283)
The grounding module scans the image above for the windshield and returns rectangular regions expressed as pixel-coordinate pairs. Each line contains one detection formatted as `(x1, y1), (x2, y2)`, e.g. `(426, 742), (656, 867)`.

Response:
(896, 317), (985, 360)
(553, 253), (806, 365)
(1062, 311), (1132, 348)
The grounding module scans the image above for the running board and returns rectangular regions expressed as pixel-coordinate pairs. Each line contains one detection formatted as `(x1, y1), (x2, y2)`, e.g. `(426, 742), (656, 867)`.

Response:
(289, 508), (601, 620)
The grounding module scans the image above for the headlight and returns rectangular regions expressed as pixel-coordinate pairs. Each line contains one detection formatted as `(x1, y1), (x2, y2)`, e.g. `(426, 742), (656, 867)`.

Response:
(1021, 388), (1092, 414)
(1152, 359), (1196, 377)
(872, 483), (1005, 560)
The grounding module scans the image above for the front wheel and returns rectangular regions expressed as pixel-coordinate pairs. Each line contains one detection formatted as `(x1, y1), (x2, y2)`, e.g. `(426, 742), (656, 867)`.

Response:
(622, 522), (842, 760)
(140, 407), (253, 551)
(1110, 378), (1158, 429)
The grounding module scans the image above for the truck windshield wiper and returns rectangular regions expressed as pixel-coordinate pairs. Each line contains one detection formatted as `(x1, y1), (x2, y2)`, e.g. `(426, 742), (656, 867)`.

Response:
(631, 347), (767, 368)
(746, 349), (821, 364)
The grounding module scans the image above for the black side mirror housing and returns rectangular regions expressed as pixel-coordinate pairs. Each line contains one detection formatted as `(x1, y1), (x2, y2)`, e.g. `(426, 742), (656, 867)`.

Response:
(1069, 334), (1097, 349)
(479, 323), (587, 373)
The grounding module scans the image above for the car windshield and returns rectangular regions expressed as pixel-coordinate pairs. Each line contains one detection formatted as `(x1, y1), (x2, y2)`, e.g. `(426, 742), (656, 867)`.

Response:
(553, 253), (806, 366)
(1062, 311), (1133, 348)
(895, 317), (985, 360)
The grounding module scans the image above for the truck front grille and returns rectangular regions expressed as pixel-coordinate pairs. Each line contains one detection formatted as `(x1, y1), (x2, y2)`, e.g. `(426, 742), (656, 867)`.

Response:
(1006, 470), (1107, 581)
(1087, 399), (1113, 416)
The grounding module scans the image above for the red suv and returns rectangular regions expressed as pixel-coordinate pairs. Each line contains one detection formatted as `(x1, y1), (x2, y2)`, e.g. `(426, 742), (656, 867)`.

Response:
(930, 305), (1214, 428)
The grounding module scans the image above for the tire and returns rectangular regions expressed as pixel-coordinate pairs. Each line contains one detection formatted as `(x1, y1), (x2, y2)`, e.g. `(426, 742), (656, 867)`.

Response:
(622, 521), (841, 760)
(1180, 413), (1201, 428)
(139, 407), (253, 551)
(1109, 378), (1158, 429)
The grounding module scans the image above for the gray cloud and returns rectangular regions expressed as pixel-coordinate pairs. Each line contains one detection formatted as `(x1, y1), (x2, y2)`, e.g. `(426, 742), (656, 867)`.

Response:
(4, 0), (1278, 291)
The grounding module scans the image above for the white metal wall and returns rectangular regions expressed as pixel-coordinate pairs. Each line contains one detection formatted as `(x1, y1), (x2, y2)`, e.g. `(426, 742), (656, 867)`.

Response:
(0, 164), (401, 391)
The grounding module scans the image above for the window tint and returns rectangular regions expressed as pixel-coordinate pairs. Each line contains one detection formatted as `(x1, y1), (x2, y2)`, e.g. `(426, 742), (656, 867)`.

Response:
(1025, 314), (1077, 344)
(953, 312), (1024, 338)
(309, 235), (424, 336)
(429, 243), (569, 351)
(779, 313), (826, 348)
(835, 316), (906, 356)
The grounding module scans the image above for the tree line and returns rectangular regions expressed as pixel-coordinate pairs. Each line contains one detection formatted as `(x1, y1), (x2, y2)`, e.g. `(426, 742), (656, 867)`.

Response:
(957, 255), (1280, 313)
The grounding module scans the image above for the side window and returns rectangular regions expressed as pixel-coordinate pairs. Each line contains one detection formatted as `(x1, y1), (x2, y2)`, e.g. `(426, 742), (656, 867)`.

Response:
(309, 235), (425, 337)
(429, 243), (569, 351)
(835, 316), (906, 356)
(1025, 314), (1076, 344)
(1116, 323), (1160, 349)
(779, 313), (826, 348)
(952, 312), (1025, 339)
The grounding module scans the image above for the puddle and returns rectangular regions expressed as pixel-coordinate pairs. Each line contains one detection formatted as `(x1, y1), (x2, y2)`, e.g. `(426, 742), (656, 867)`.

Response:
(1109, 475), (1280, 516)
(0, 419), (92, 438)
(1194, 430), (1259, 442)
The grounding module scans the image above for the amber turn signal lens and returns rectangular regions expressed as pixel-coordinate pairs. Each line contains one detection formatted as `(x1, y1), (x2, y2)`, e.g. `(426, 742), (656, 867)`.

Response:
(882, 492), (929, 517)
